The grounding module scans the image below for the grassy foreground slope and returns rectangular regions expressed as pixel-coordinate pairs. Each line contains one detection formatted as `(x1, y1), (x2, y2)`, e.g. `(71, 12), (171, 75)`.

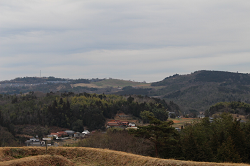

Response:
(0, 147), (249, 166)
(0, 155), (73, 166)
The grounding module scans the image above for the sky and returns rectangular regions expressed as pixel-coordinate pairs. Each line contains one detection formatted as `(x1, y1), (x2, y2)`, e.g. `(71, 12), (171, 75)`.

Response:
(0, 0), (250, 83)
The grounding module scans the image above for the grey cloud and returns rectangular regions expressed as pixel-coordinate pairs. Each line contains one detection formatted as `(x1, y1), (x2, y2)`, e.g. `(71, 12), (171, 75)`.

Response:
(0, 0), (250, 82)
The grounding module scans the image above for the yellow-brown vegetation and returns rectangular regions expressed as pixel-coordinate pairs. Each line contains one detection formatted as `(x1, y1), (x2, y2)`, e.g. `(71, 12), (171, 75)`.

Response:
(0, 147), (250, 166)
(168, 118), (197, 128)
(0, 155), (73, 166)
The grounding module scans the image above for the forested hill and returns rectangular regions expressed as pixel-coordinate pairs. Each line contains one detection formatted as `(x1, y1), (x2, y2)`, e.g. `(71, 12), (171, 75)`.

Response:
(206, 101), (250, 118)
(0, 76), (146, 95)
(0, 92), (181, 145)
(150, 70), (250, 112)
(152, 70), (250, 86)
(2, 70), (250, 112)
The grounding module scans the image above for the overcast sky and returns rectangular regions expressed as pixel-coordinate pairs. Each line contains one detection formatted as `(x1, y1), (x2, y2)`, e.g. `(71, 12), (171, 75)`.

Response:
(1, 0), (250, 82)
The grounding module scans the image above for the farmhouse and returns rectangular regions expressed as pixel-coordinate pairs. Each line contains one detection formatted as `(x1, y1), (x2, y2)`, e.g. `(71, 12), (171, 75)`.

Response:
(106, 120), (135, 128)
(50, 133), (59, 138)
(65, 130), (75, 137)
(82, 130), (90, 135)
(57, 131), (68, 136)
(121, 121), (129, 126)
(107, 121), (120, 127)
(25, 137), (41, 146)
(197, 114), (205, 118)
(129, 122), (136, 127)
(74, 132), (85, 138)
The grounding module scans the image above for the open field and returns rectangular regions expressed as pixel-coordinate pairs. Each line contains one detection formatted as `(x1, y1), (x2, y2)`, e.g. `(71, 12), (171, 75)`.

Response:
(93, 79), (150, 87)
(71, 83), (101, 88)
(169, 118), (198, 128)
(1, 147), (250, 166)
(169, 114), (248, 129)
(71, 79), (151, 89)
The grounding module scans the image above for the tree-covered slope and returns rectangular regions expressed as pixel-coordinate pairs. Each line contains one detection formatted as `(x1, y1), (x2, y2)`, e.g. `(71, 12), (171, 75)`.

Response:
(0, 91), (180, 138)
(151, 70), (250, 112)
(0, 91), (182, 146)
(0, 77), (149, 94)
(206, 101), (250, 117)
(2, 70), (250, 112)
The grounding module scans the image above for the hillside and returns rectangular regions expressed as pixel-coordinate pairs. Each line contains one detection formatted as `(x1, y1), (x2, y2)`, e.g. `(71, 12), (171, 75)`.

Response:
(206, 101), (250, 118)
(2, 70), (250, 112)
(1, 147), (249, 166)
(0, 77), (149, 94)
(0, 92), (180, 146)
(151, 70), (250, 112)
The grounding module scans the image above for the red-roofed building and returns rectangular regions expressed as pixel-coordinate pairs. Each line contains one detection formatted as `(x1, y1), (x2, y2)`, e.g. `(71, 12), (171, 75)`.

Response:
(57, 131), (68, 137)
(50, 133), (59, 137)
(107, 121), (120, 127)
(50, 131), (68, 138)
(107, 120), (130, 128)
(121, 121), (129, 126)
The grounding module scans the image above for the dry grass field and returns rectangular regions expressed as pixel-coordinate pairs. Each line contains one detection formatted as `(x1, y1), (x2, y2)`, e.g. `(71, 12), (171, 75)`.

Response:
(0, 155), (74, 166)
(168, 118), (198, 128)
(71, 79), (151, 89)
(0, 147), (250, 166)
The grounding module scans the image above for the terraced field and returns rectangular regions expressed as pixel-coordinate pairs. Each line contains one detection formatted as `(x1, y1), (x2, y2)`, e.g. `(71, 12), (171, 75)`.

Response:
(0, 147), (249, 166)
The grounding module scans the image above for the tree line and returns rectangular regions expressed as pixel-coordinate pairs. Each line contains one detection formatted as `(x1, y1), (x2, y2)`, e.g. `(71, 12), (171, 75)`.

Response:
(179, 113), (250, 163)
(78, 113), (250, 164)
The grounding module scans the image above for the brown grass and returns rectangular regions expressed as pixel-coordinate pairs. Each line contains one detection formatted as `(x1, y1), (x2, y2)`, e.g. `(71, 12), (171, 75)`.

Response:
(169, 118), (198, 128)
(71, 83), (101, 88)
(71, 79), (151, 89)
(0, 155), (73, 166)
(0, 147), (250, 166)
(172, 120), (181, 123)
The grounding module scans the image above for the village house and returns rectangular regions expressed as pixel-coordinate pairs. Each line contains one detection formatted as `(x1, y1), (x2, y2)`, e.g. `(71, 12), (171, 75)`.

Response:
(57, 131), (68, 136)
(106, 120), (133, 128)
(128, 122), (136, 127)
(82, 130), (90, 135)
(50, 131), (68, 138)
(65, 130), (75, 137)
(25, 136), (41, 146)
(197, 114), (205, 118)
(50, 132), (59, 138)
(107, 121), (120, 127)
(121, 121), (129, 126)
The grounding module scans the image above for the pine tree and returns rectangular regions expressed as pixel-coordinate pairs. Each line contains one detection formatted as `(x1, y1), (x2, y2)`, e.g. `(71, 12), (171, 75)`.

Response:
(217, 136), (242, 163)
(130, 116), (179, 158)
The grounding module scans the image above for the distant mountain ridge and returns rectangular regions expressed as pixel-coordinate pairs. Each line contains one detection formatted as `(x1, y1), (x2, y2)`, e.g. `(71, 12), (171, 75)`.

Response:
(1, 70), (250, 112)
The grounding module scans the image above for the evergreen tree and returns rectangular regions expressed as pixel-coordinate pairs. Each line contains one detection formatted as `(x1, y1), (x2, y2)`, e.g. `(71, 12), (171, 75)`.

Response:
(130, 116), (179, 158)
(217, 136), (242, 163)
(140, 110), (154, 123)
